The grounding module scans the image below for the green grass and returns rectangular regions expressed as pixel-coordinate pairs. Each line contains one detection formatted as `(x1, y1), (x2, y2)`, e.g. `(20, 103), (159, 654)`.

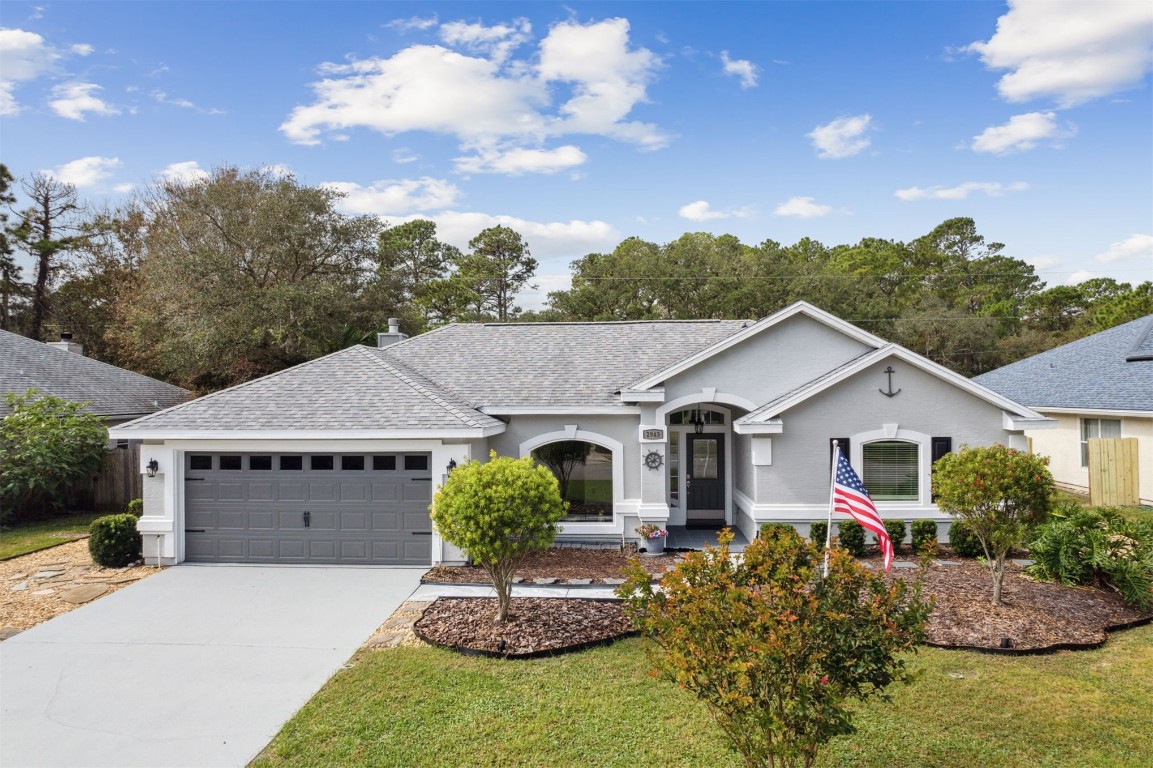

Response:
(252, 624), (1153, 768)
(0, 512), (102, 560)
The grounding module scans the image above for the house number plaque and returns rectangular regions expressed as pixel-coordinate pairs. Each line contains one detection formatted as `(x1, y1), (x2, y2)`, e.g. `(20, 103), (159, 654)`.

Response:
(642, 429), (665, 440)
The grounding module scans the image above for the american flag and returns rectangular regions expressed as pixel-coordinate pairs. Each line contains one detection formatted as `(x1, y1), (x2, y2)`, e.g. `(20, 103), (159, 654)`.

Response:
(833, 447), (893, 571)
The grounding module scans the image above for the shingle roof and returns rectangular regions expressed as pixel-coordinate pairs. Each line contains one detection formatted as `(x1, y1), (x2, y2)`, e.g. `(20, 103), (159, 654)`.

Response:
(383, 319), (750, 408)
(113, 345), (504, 432)
(974, 316), (1153, 413)
(0, 330), (189, 418)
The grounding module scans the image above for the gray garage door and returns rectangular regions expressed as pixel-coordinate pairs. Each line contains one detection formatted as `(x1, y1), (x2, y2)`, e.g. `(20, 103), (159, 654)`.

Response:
(183, 452), (433, 565)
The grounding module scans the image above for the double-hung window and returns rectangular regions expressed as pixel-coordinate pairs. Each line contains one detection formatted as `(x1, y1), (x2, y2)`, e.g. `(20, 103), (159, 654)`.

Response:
(1081, 418), (1121, 467)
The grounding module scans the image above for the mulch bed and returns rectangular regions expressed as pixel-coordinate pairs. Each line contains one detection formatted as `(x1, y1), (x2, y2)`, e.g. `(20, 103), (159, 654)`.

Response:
(419, 547), (1152, 656)
(414, 597), (634, 658)
(423, 547), (681, 584)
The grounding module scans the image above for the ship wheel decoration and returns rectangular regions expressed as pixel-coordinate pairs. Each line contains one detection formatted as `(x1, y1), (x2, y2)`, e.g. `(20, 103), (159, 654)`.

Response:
(644, 450), (664, 470)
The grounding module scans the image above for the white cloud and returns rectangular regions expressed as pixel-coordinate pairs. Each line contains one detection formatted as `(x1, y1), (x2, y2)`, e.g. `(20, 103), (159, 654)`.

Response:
(385, 15), (439, 32)
(971, 111), (1075, 154)
(808, 114), (873, 159)
(392, 147), (419, 164)
(261, 164), (294, 179)
(160, 161), (209, 184)
(773, 196), (832, 218)
(1095, 233), (1153, 264)
(48, 82), (118, 120)
(0, 27), (60, 114)
(152, 90), (195, 109)
(677, 200), (755, 222)
(323, 177), (462, 215)
(70, 43), (94, 56)
(455, 144), (587, 174)
(894, 181), (1029, 201)
(440, 18), (532, 64)
(1067, 270), (1101, 285)
(281, 17), (667, 172)
(112, 183), (134, 193)
(432, 210), (619, 261)
(967, 0), (1153, 107)
(720, 50), (758, 88)
(1027, 255), (1060, 271)
(44, 156), (120, 188)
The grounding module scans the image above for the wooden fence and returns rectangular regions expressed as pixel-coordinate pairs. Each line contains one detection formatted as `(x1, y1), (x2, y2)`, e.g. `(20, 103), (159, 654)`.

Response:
(71, 444), (142, 512)
(1088, 437), (1140, 507)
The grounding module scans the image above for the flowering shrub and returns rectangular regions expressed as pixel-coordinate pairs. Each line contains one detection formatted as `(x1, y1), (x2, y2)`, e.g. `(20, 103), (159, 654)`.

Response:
(635, 523), (667, 539)
(618, 526), (930, 768)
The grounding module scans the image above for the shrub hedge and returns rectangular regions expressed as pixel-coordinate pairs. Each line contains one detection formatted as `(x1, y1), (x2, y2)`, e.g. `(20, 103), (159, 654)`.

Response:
(911, 519), (939, 554)
(837, 520), (866, 557)
(89, 514), (142, 567)
(809, 520), (828, 551)
(879, 519), (907, 552)
(948, 520), (985, 558)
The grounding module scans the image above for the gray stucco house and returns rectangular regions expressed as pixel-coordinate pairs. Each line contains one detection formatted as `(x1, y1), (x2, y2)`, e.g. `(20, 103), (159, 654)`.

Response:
(975, 314), (1153, 505)
(110, 302), (1052, 566)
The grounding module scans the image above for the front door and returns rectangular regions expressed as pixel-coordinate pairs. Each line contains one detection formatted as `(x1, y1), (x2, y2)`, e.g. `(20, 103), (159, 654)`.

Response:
(686, 435), (725, 527)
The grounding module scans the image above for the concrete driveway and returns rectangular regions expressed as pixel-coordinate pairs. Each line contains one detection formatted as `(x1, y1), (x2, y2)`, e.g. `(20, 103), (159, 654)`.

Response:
(1, 565), (424, 768)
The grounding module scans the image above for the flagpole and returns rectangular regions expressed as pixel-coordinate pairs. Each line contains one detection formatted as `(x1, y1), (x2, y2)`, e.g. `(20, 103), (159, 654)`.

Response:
(823, 440), (838, 578)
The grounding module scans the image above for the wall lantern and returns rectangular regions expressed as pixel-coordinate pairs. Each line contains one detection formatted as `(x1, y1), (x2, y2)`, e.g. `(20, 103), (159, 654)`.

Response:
(690, 408), (706, 434)
(146, 459), (160, 478)
(446, 458), (457, 476)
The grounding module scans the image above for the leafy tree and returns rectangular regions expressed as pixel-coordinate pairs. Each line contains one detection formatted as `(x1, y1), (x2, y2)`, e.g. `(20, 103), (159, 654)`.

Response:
(0, 163), (23, 331)
(377, 219), (461, 328)
(932, 444), (1054, 605)
(431, 451), (567, 622)
(618, 527), (929, 768)
(457, 225), (537, 321)
(1088, 280), (1153, 330)
(120, 167), (385, 390)
(9, 173), (88, 340)
(0, 391), (108, 521)
(548, 237), (664, 320)
(531, 441), (591, 499)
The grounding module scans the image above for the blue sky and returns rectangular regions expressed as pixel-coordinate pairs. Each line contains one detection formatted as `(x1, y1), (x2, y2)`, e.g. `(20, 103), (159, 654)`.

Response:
(3, 1), (1151, 308)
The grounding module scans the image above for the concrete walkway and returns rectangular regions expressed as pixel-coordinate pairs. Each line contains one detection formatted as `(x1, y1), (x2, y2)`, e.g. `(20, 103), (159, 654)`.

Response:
(0, 565), (424, 768)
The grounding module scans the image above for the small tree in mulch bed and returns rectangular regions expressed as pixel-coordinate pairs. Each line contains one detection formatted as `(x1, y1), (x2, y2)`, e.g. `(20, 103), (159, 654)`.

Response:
(933, 444), (1054, 607)
(431, 451), (566, 622)
(618, 526), (930, 768)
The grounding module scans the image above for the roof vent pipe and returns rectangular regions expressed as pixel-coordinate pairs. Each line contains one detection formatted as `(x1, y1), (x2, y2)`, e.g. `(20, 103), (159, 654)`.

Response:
(388, 318), (400, 334)
(377, 319), (409, 349)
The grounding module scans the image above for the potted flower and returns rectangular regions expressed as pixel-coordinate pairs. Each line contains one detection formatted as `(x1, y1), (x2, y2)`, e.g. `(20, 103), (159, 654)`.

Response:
(636, 523), (669, 556)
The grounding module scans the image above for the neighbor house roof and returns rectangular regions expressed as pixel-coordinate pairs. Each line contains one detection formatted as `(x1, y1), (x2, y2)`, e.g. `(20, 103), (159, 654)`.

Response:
(0, 329), (189, 419)
(112, 345), (506, 435)
(973, 315), (1153, 413)
(384, 319), (751, 408)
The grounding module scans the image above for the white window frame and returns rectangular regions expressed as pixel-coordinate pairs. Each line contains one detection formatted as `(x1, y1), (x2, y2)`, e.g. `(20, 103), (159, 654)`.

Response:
(520, 429), (624, 534)
(850, 427), (931, 507)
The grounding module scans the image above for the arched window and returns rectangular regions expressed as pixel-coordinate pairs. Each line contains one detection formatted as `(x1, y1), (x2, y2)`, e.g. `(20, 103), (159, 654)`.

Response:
(531, 441), (614, 522)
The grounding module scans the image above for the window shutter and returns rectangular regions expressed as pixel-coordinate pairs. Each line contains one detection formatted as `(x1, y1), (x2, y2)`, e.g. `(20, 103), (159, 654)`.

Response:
(830, 437), (850, 468)
(930, 437), (952, 501)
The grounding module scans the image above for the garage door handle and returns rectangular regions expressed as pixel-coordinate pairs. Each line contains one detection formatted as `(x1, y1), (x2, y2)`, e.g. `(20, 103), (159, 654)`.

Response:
(413, 477), (432, 481)
(411, 531), (432, 536)
(185, 529), (205, 533)
(185, 478), (205, 482)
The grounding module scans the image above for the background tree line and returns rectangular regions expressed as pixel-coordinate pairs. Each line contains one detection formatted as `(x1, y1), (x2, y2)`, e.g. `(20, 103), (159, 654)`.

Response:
(2, 161), (1149, 392)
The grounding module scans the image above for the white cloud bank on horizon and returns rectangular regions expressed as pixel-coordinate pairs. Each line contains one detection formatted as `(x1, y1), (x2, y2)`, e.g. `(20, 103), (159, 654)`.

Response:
(282, 17), (666, 177)
(807, 114), (873, 159)
(894, 181), (1029, 201)
(1095, 233), (1153, 264)
(967, 0), (1153, 107)
(971, 111), (1075, 154)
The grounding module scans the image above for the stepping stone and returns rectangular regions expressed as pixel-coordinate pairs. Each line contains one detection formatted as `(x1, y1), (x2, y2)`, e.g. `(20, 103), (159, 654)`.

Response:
(108, 574), (142, 585)
(33, 570), (64, 580)
(59, 584), (108, 605)
(0, 626), (22, 640)
(512, 577), (524, 584)
(893, 561), (917, 569)
(936, 560), (961, 566)
(10, 581), (28, 592)
(31, 589), (55, 596)
(602, 578), (625, 585)
(567, 578), (592, 585)
(532, 577), (559, 585)
(1012, 559), (1034, 567)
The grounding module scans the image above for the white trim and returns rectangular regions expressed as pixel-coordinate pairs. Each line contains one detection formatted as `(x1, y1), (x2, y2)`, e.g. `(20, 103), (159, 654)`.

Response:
(655, 391), (758, 420)
(519, 429), (626, 529)
(1035, 407), (1152, 418)
(479, 406), (642, 415)
(146, 438), (456, 451)
(629, 301), (887, 391)
(851, 427), (931, 507)
(737, 344), (1051, 425)
(619, 389), (666, 403)
(663, 403), (734, 527)
(1003, 411), (1057, 431)
(734, 418), (784, 435)
(108, 426), (504, 440)
(733, 492), (945, 521)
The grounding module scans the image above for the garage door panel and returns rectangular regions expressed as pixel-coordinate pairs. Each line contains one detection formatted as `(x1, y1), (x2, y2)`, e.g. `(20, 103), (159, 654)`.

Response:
(184, 453), (431, 565)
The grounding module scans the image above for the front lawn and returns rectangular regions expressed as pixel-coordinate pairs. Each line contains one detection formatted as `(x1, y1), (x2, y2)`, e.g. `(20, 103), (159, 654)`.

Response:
(0, 512), (102, 560)
(253, 624), (1153, 768)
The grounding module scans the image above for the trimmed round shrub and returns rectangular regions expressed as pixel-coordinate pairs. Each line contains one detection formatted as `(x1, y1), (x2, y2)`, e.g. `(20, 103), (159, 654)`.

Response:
(809, 520), (829, 551)
(837, 520), (866, 557)
(948, 519), (985, 558)
(878, 519), (907, 552)
(911, 519), (939, 554)
(760, 522), (796, 538)
(126, 498), (144, 517)
(89, 514), (142, 567)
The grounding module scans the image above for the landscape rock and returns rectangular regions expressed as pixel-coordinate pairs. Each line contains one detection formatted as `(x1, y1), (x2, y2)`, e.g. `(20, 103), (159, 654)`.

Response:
(59, 584), (108, 605)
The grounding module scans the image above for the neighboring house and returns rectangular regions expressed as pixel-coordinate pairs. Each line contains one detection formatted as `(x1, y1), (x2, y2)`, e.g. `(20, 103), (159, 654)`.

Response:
(1, 329), (190, 508)
(975, 315), (1153, 506)
(110, 303), (1051, 566)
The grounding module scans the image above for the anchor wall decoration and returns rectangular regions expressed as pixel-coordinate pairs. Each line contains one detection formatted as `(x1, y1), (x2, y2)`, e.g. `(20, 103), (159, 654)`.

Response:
(879, 366), (902, 398)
